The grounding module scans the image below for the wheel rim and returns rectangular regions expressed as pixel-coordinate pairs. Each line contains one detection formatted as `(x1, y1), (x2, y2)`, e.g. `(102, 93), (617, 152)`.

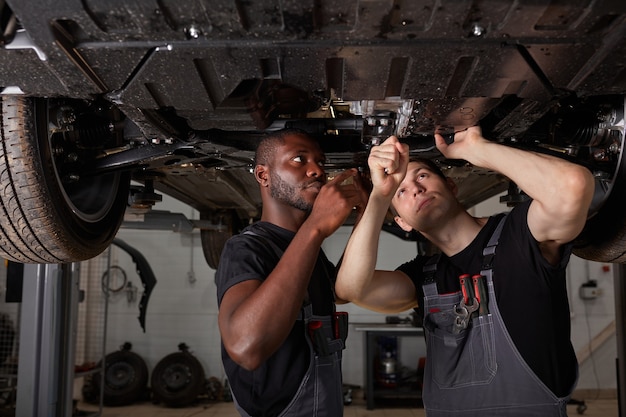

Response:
(106, 362), (135, 389)
(36, 99), (124, 223)
(159, 364), (192, 392)
(580, 98), (625, 218)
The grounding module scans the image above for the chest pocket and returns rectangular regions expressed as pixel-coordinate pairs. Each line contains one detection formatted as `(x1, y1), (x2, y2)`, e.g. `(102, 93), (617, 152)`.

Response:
(423, 289), (497, 388)
(422, 215), (506, 389)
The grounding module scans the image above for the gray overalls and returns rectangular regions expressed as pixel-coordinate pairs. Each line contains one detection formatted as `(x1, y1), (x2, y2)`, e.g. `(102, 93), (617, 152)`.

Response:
(421, 216), (576, 416)
(232, 304), (346, 417)
(232, 230), (346, 417)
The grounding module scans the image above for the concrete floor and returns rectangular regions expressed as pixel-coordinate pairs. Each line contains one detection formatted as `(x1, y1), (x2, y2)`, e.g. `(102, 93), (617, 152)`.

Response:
(75, 390), (619, 417)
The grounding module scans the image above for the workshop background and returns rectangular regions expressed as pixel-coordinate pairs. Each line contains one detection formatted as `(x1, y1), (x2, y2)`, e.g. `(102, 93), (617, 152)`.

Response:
(0, 189), (617, 405)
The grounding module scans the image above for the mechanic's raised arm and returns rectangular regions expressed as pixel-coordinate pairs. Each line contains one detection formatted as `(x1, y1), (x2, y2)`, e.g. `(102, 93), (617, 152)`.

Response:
(335, 136), (418, 313)
(435, 126), (595, 264)
(219, 170), (365, 371)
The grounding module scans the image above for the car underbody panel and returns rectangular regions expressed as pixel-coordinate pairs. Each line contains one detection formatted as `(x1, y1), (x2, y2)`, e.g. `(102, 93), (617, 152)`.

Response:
(0, 1), (625, 263)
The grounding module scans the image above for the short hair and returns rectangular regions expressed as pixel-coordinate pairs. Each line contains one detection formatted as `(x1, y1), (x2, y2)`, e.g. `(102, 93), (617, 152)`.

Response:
(254, 128), (313, 166)
(410, 157), (446, 180)
(388, 157), (447, 217)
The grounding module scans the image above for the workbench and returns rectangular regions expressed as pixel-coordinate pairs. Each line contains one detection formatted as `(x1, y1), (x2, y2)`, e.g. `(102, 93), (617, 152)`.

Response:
(355, 323), (425, 410)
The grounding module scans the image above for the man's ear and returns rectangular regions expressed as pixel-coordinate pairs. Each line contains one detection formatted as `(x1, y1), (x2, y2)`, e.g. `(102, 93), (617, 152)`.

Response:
(394, 215), (414, 232)
(255, 165), (269, 187)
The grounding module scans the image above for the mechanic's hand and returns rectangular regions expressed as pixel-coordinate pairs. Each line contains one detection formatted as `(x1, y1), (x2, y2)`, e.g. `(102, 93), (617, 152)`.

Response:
(368, 136), (409, 199)
(308, 169), (364, 237)
(434, 126), (485, 161)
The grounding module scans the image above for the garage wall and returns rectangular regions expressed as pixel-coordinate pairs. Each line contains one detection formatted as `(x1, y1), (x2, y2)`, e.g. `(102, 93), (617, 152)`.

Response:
(94, 196), (223, 380)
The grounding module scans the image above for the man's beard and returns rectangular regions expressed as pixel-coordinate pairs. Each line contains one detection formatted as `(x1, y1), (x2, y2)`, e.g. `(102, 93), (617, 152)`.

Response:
(269, 171), (316, 212)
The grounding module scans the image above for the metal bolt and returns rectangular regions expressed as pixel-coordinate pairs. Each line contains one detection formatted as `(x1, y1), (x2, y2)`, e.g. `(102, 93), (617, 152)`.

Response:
(57, 107), (76, 127)
(608, 141), (620, 154)
(185, 25), (202, 39)
(593, 149), (607, 161)
(471, 23), (485, 37)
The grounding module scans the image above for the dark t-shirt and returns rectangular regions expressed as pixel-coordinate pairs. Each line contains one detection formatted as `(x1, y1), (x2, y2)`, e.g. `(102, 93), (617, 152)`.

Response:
(215, 221), (336, 416)
(397, 201), (578, 397)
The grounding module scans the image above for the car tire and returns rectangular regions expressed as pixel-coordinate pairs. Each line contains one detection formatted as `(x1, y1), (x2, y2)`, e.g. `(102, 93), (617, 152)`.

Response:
(572, 97), (626, 263)
(200, 211), (237, 269)
(91, 344), (149, 406)
(0, 96), (130, 263)
(574, 152), (626, 263)
(151, 344), (206, 407)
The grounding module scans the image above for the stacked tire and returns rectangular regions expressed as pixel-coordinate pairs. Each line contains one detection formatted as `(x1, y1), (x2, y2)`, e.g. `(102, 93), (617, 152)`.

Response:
(83, 342), (149, 406)
(83, 342), (206, 407)
(150, 343), (206, 407)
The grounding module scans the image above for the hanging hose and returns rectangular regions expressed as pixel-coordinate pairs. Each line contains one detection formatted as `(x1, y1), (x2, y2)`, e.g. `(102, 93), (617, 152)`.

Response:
(101, 265), (128, 294)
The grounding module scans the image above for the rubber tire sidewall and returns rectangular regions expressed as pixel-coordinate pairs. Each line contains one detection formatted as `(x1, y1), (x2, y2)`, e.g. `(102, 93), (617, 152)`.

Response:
(0, 96), (130, 263)
(92, 350), (149, 406)
(150, 351), (206, 407)
(200, 211), (237, 269)
(574, 135), (626, 263)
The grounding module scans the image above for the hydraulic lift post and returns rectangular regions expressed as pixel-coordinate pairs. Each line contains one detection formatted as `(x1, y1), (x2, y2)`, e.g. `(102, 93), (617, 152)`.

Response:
(16, 263), (80, 417)
(615, 264), (626, 417)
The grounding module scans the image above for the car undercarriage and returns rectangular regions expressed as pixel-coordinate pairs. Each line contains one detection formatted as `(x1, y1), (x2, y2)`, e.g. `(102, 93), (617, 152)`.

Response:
(0, 0), (625, 266)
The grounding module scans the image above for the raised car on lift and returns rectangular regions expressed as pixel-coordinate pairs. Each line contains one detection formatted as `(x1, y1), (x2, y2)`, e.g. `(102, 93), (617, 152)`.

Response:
(0, 0), (625, 267)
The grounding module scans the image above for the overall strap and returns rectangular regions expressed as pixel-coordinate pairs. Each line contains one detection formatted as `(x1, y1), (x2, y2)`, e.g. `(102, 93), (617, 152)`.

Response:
(421, 213), (509, 285)
(422, 254), (441, 297)
(480, 213), (508, 277)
